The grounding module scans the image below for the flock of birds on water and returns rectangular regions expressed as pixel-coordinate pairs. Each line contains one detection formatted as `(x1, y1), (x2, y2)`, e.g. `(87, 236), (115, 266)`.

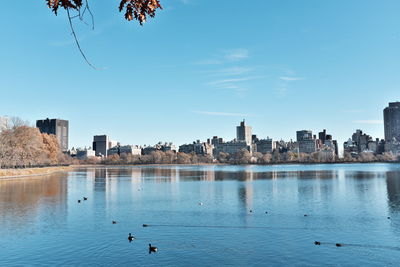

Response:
(77, 197), (158, 254)
(76, 197), (394, 252)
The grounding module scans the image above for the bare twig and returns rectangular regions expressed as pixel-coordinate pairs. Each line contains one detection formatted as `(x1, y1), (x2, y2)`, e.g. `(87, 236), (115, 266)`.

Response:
(85, 0), (95, 30)
(66, 7), (97, 69)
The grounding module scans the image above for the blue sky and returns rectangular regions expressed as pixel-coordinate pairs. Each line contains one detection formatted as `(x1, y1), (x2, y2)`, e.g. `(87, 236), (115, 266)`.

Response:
(1, 0), (399, 149)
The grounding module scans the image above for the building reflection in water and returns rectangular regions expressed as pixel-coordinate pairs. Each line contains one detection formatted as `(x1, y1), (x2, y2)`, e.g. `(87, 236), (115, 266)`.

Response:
(386, 171), (400, 213)
(238, 179), (254, 212)
(94, 168), (108, 192)
(89, 167), (181, 200)
(0, 173), (68, 231)
(80, 166), (340, 215)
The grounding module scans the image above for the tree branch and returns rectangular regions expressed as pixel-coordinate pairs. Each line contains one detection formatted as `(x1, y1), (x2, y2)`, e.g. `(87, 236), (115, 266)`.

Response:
(66, 7), (97, 69)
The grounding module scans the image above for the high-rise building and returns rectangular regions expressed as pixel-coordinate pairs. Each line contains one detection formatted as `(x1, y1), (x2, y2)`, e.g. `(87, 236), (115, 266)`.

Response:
(296, 130), (319, 154)
(93, 135), (116, 157)
(210, 136), (223, 146)
(384, 102), (400, 142)
(318, 129), (327, 143)
(255, 138), (275, 154)
(213, 141), (252, 156)
(296, 130), (313, 141)
(236, 120), (252, 145)
(317, 129), (338, 156)
(36, 118), (69, 151)
(298, 139), (318, 154)
(179, 140), (213, 156)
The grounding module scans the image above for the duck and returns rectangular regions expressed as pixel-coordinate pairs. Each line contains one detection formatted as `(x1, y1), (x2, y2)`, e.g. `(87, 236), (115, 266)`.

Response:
(149, 244), (158, 253)
(265, 211), (268, 214)
(78, 200), (81, 203)
(83, 197), (88, 201)
(304, 214), (308, 217)
(388, 217), (391, 219)
(314, 241), (321, 245)
(335, 243), (342, 247)
(112, 220), (117, 224)
(198, 202), (203, 206)
(143, 224), (149, 227)
(128, 233), (134, 242)
(249, 210), (253, 213)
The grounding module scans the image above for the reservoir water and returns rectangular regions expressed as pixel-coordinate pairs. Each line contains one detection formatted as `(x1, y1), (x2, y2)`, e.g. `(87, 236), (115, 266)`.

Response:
(1, 163), (400, 266)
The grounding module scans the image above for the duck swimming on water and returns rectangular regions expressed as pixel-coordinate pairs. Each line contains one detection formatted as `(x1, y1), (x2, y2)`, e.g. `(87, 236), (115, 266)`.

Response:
(128, 233), (134, 242)
(149, 244), (158, 253)
(83, 197), (88, 201)
(314, 241), (321, 245)
(336, 243), (343, 247)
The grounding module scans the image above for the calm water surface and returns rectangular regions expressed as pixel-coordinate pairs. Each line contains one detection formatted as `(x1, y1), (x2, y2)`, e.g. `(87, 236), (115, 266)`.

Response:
(1, 163), (400, 266)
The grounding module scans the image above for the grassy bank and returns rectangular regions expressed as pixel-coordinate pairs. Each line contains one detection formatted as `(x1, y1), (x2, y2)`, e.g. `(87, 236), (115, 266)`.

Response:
(0, 166), (73, 180)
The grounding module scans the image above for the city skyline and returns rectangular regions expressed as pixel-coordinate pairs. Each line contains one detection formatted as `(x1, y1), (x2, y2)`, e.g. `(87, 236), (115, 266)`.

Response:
(0, 101), (394, 153)
(2, 2), (400, 266)
(1, 1), (400, 149)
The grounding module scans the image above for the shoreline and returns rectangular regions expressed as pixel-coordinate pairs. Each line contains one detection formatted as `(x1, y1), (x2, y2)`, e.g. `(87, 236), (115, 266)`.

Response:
(78, 161), (400, 168)
(1, 161), (399, 180)
(0, 166), (74, 180)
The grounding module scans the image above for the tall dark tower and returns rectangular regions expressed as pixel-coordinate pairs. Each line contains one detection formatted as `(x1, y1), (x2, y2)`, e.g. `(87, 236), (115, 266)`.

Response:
(36, 118), (69, 152)
(384, 102), (400, 142)
(318, 129), (327, 143)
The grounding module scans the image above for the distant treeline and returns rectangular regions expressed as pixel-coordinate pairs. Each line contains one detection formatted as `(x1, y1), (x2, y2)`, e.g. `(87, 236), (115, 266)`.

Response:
(0, 120), (71, 169)
(82, 149), (399, 166)
(1, 122), (398, 169)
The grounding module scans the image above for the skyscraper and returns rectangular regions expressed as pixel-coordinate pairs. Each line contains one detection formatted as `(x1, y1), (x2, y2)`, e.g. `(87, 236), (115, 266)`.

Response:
(93, 135), (110, 157)
(36, 118), (69, 152)
(236, 120), (252, 145)
(318, 129), (327, 143)
(93, 135), (118, 157)
(296, 130), (313, 141)
(384, 102), (400, 142)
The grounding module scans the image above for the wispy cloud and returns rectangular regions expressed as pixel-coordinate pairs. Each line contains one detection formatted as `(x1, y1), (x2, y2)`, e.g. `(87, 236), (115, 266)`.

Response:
(207, 76), (262, 86)
(196, 48), (249, 65)
(225, 49), (249, 61)
(279, 76), (304, 81)
(272, 69), (304, 97)
(206, 76), (265, 91)
(210, 67), (252, 76)
(196, 49), (260, 97)
(193, 111), (249, 117)
(194, 59), (223, 65)
(352, 120), (383, 124)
